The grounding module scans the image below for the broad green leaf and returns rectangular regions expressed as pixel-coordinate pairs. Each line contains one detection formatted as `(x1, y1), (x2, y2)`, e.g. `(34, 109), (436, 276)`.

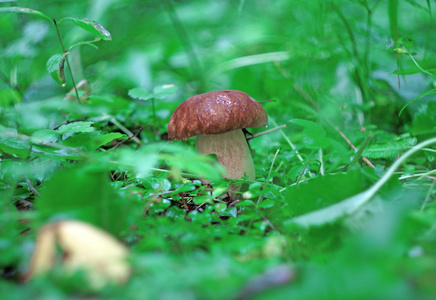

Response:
(283, 170), (373, 217)
(153, 84), (178, 98)
(0, 135), (31, 158)
(116, 148), (158, 179)
(46, 54), (66, 86)
(94, 132), (126, 148)
(214, 202), (227, 212)
(291, 119), (330, 149)
(0, 7), (53, 23)
(30, 145), (83, 160)
(128, 88), (153, 101)
(59, 17), (111, 40)
(291, 137), (436, 227)
(36, 166), (138, 234)
(32, 129), (60, 144)
(57, 121), (95, 134)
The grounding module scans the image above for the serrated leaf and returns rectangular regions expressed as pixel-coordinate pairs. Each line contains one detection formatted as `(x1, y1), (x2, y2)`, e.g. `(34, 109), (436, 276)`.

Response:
(46, 54), (66, 86)
(57, 122), (95, 134)
(128, 88), (153, 101)
(362, 137), (417, 159)
(60, 17), (111, 41)
(153, 84), (178, 98)
(0, 7), (53, 23)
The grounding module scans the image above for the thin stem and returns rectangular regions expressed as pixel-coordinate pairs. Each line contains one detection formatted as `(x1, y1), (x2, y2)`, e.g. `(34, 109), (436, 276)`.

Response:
(405, 48), (436, 78)
(53, 19), (80, 102)
(270, 118), (305, 163)
(246, 125), (286, 140)
(326, 119), (375, 168)
(420, 179), (435, 211)
(318, 148), (324, 176)
(347, 133), (374, 170)
(296, 150), (314, 185)
(162, 0), (204, 92)
(332, 2), (370, 102)
(268, 148), (280, 179)
(110, 117), (142, 145)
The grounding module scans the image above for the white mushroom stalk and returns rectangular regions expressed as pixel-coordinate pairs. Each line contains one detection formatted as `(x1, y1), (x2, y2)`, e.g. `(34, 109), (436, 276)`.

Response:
(195, 129), (255, 180)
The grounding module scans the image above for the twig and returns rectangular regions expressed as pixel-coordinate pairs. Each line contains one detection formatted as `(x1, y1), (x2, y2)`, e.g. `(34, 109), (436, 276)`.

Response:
(259, 99), (277, 104)
(254, 208), (280, 234)
(326, 119), (375, 168)
(246, 125), (286, 140)
(25, 177), (40, 197)
(110, 117), (142, 145)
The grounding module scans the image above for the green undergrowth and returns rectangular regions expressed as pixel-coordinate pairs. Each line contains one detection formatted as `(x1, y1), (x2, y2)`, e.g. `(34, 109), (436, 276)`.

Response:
(1, 0), (436, 299)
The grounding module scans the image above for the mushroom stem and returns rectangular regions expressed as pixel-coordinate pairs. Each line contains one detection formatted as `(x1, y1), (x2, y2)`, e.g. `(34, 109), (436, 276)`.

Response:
(195, 129), (255, 187)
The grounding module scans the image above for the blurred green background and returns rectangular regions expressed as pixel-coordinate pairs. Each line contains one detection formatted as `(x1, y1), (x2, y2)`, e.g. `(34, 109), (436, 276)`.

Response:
(1, 0), (436, 299)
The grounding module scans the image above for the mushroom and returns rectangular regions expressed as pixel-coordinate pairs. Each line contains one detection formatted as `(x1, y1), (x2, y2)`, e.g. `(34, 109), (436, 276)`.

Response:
(167, 90), (267, 195)
(26, 221), (130, 289)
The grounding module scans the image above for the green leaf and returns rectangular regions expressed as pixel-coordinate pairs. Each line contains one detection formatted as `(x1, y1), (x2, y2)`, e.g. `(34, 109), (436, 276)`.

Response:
(388, 0), (398, 41)
(362, 137), (417, 159)
(410, 102), (436, 138)
(393, 68), (436, 75)
(214, 202), (227, 212)
(0, 87), (21, 107)
(291, 119), (330, 149)
(128, 88), (153, 101)
(32, 129), (60, 144)
(46, 54), (66, 86)
(36, 166), (138, 234)
(0, 7), (53, 23)
(59, 17), (112, 40)
(153, 84), (178, 98)
(284, 170), (373, 217)
(399, 88), (436, 117)
(0, 135), (31, 159)
(116, 148), (159, 179)
(291, 137), (436, 227)
(57, 121), (95, 134)
(94, 132), (126, 148)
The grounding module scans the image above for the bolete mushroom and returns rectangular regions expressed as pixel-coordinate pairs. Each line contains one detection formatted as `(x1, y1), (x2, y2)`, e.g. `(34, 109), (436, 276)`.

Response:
(167, 90), (267, 194)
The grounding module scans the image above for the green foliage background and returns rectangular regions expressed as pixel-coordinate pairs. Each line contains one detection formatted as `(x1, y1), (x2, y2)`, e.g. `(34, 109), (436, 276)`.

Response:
(1, 0), (436, 299)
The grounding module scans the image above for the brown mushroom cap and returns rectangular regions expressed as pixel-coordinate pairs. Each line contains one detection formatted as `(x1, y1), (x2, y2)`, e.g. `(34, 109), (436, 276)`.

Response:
(168, 90), (267, 140)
